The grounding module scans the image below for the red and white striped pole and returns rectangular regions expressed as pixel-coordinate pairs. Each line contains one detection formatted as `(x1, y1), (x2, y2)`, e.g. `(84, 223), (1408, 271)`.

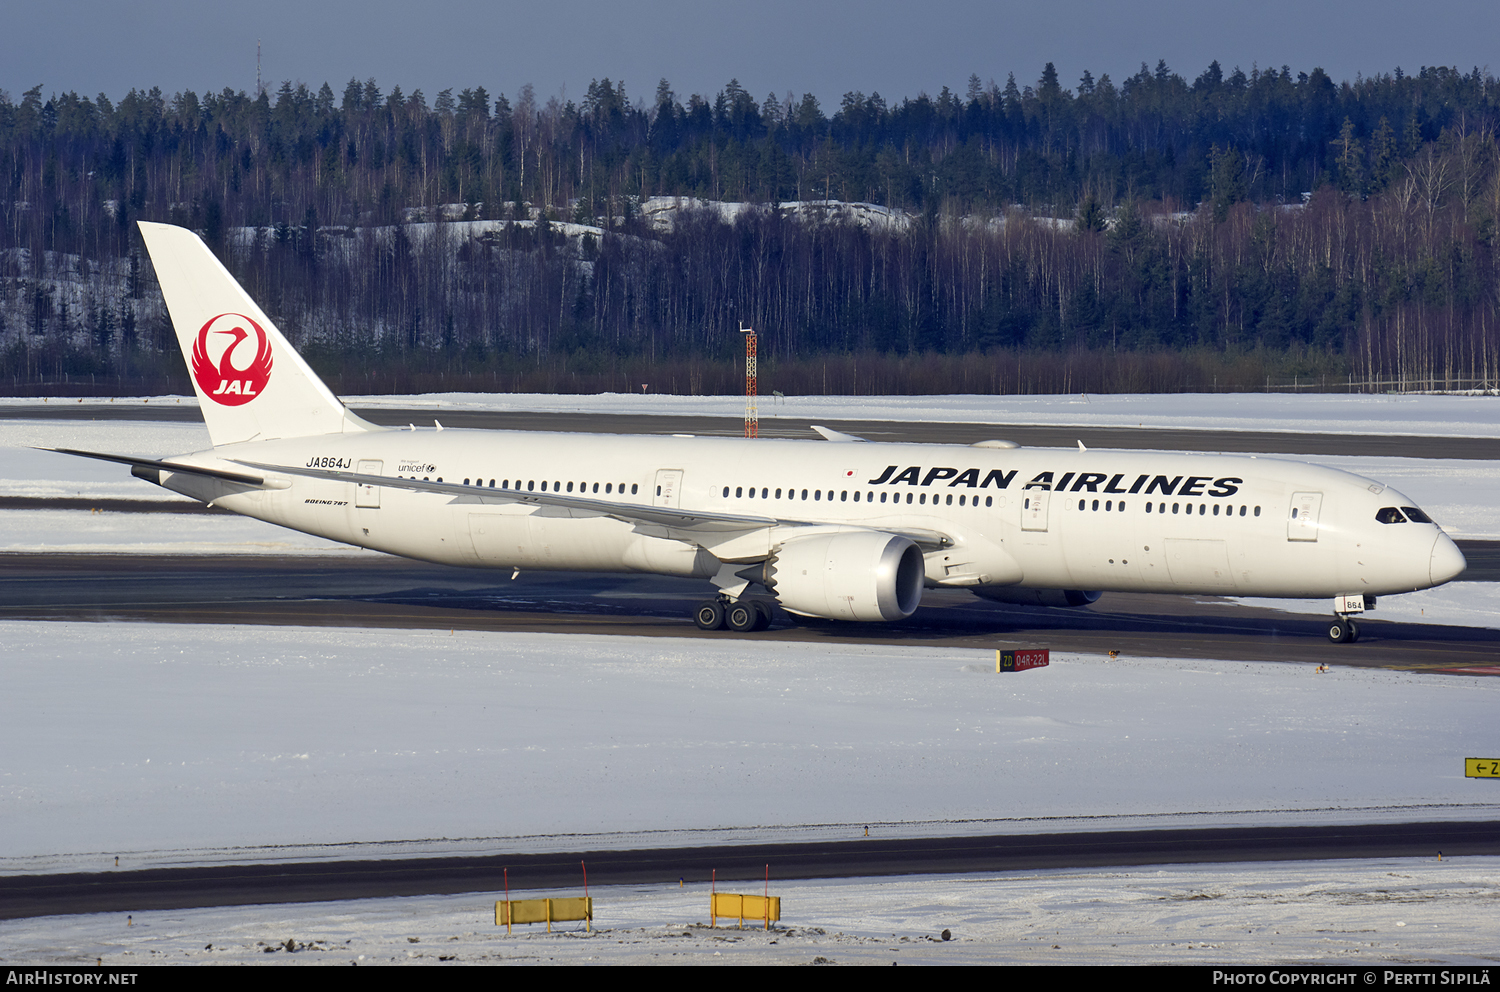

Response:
(741, 324), (758, 438)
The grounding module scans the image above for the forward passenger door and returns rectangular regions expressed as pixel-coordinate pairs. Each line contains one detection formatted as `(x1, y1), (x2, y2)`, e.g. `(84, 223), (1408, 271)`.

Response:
(1287, 491), (1323, 542)
(654, 469), (684, 508)
(1021, 490), (1050, 532)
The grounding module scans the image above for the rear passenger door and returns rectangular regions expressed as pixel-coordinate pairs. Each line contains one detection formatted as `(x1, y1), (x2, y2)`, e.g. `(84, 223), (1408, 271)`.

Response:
(355, 460), (383, 508)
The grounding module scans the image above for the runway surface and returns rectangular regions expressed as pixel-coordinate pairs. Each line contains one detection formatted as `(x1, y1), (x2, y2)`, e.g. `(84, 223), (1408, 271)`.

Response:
(4, 821), (1496, 920)
(2, 552), (1497, 671)
(8, 403), (1500, 459)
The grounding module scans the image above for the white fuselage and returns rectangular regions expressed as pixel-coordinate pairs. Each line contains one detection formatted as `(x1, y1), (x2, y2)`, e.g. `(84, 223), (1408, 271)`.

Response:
(154, 428), (1464, 601)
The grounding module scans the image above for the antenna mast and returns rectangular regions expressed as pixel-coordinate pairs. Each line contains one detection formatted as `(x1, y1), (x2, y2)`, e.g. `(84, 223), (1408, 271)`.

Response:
(741, 323), (758, 438)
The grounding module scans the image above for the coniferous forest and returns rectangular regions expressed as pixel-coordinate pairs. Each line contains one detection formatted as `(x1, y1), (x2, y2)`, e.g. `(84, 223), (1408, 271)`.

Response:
(4, 61), (1500, 395)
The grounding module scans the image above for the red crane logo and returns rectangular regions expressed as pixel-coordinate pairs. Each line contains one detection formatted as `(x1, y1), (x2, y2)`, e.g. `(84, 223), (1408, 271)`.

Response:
(191, 313), (273, 406)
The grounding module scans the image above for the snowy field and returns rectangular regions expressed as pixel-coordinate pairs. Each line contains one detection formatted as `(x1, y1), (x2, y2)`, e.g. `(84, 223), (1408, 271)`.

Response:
(6, 857), (1499, 966)
(3, 623), (1497, 870)
(343, 388), (1500, 440)
(5, 389), (1500, 438)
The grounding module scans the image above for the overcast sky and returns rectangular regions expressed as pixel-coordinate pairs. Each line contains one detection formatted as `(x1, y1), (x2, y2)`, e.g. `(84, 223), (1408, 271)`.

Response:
(5, 0), (1497, 110)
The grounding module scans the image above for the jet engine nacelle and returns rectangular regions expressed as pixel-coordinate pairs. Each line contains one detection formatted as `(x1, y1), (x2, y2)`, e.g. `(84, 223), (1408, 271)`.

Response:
(763, 531), (925, 621)
(972, 587), (1102, 608)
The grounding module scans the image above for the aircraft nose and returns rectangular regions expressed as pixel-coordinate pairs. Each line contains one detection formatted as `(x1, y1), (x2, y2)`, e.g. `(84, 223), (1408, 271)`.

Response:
(1430, 533), (1467, 586)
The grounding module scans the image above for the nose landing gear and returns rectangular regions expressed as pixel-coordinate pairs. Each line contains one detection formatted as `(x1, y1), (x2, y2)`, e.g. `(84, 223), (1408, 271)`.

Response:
(1327, 617), (1361, 643)
(1327, 594), (1370, 644)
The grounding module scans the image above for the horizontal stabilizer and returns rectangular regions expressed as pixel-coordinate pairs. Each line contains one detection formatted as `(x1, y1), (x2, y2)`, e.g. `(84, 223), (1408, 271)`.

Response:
(810, 425), (867, 442)
(46, 447), (276, 487)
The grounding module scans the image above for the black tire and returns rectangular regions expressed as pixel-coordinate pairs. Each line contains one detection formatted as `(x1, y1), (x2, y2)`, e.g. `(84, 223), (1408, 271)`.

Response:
(752, 601), (774, 631)
(1347, 619), (1361, 643)
(1327, 619), (1350, 643)
(726, 602), (760, 632)
(694, 600), (726, 631)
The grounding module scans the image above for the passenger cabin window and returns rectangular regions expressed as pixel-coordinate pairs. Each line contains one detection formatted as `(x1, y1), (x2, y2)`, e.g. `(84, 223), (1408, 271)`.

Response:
(1376, 507), (1407, 524)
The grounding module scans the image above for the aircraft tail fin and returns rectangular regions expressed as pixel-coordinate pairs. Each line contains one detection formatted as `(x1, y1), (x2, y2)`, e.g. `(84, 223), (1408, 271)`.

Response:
(137, 221), (378, 446)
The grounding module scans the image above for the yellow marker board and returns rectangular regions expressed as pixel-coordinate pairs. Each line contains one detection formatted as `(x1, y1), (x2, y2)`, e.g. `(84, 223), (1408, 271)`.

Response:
(711, 892), (781, 929)
(1465, 758), (1500, 778)
(496, 896), (592, 933)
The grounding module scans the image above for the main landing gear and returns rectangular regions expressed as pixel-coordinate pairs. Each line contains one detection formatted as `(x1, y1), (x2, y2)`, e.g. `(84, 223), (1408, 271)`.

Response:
(694, 597), (773, 632)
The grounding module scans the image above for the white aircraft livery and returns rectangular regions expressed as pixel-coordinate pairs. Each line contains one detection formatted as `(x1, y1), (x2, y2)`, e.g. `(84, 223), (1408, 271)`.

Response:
(57, 222), (1466, 643)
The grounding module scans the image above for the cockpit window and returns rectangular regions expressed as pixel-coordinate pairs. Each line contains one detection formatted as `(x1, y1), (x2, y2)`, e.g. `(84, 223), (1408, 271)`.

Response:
(1401, 506), (1433, 524)
(1375, 507), (1407, 524)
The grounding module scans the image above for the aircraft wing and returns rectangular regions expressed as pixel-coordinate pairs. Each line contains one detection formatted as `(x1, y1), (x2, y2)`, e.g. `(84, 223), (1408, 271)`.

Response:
(231, 459), (952, 548)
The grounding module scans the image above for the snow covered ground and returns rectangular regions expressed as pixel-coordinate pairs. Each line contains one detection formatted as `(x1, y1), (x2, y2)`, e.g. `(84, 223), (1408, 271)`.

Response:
(7, 857), (1499, 966)
(336, 388), (1500, 440)
(3, 623), (1496, 869)
(6, 389), (1500, 438)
